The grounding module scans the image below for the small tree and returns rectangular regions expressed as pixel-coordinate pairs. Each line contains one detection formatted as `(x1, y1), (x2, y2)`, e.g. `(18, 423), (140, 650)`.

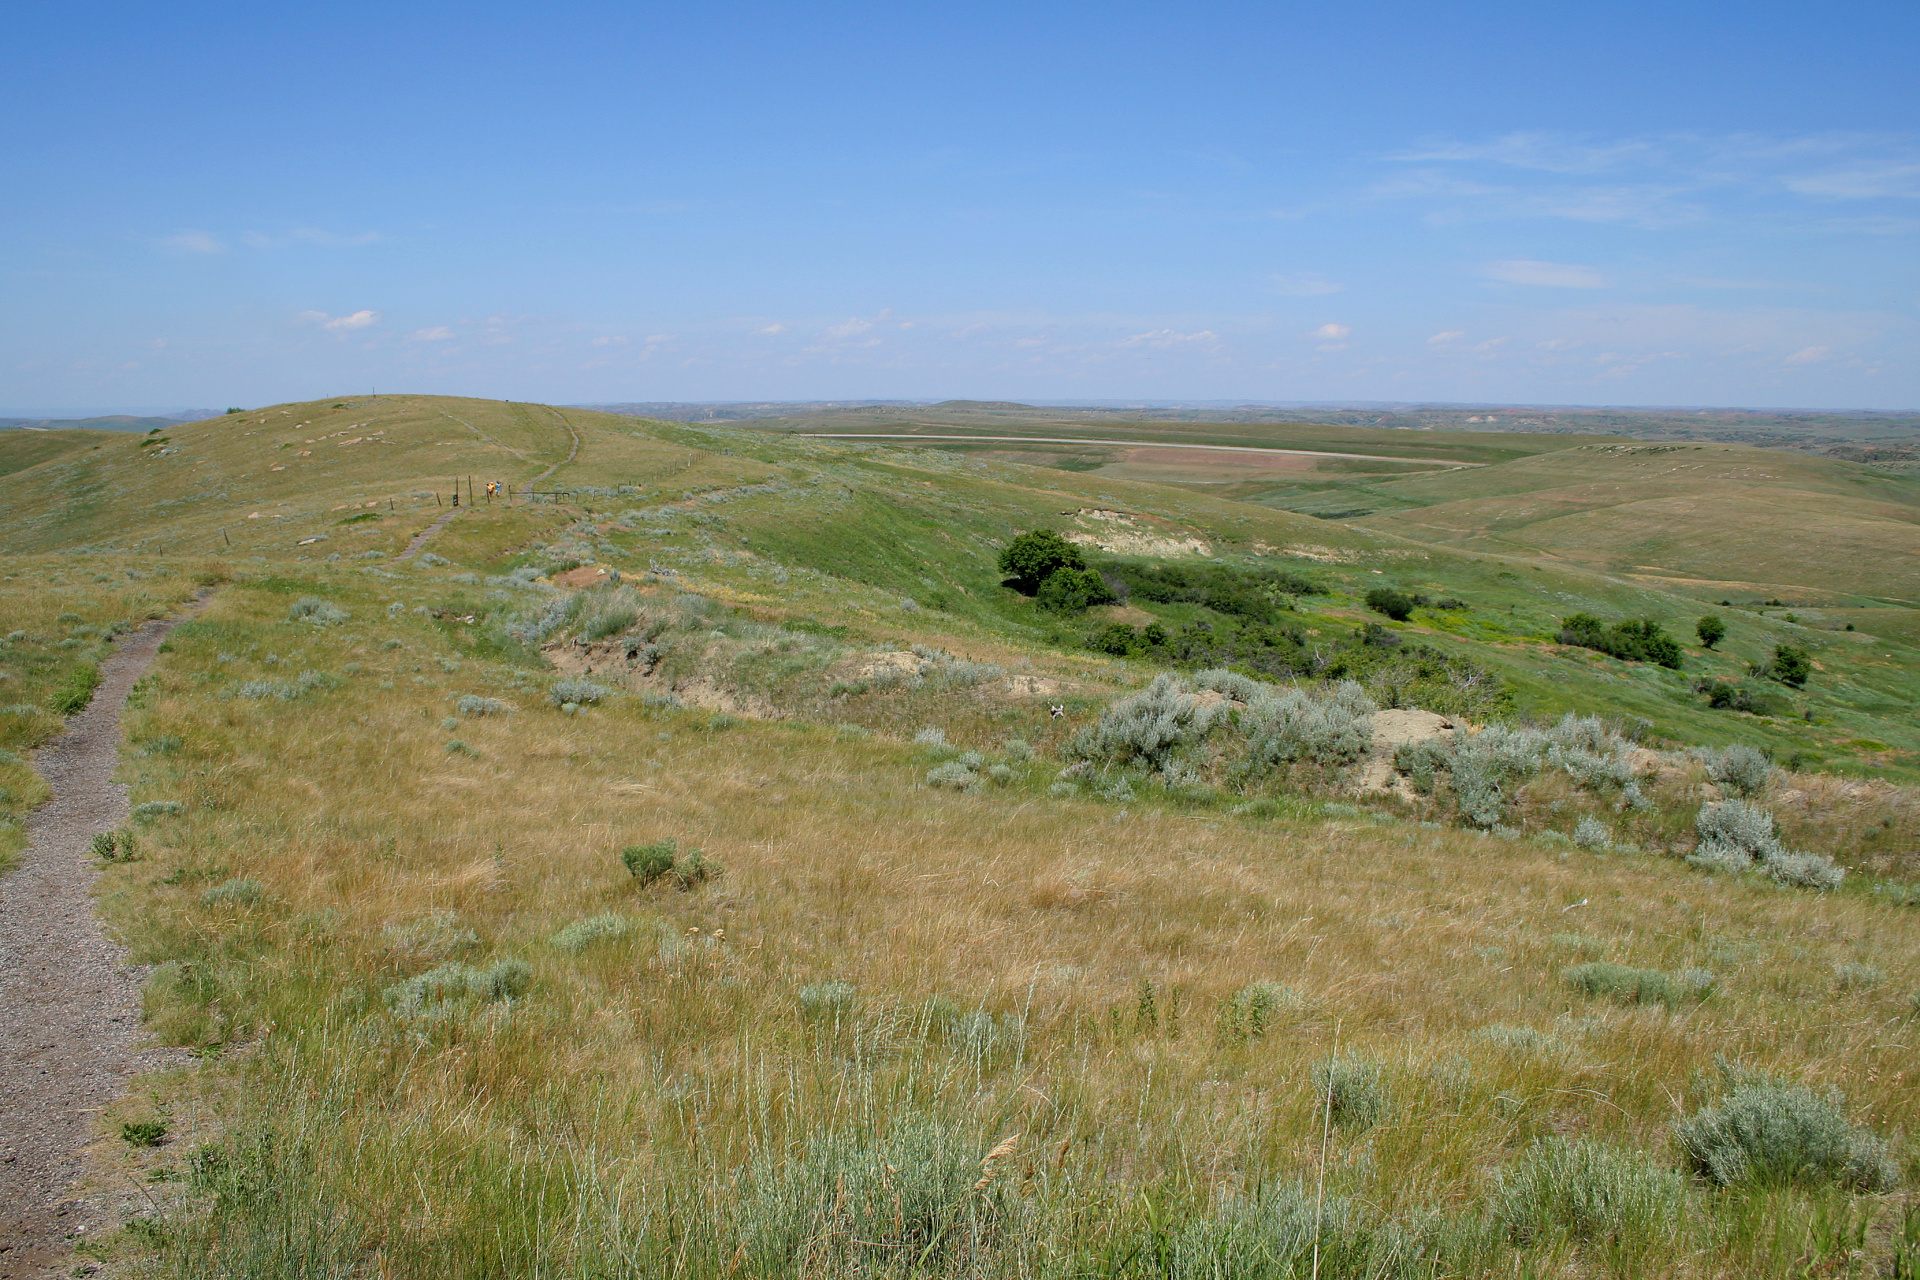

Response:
(1036, 566), (1117, 614)
(1364, 587), (1415, 621)
(1697, 615), (1726, 648)
(1768, 643), (1812, 688)
(997, 530), (1086, 594)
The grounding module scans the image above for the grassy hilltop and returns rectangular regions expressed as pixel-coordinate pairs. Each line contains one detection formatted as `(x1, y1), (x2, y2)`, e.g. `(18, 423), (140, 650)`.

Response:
(4, 395), (1920, 1278)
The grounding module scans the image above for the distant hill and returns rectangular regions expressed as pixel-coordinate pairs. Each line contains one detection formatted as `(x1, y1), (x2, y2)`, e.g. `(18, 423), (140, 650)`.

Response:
(0, 414), (192, 434)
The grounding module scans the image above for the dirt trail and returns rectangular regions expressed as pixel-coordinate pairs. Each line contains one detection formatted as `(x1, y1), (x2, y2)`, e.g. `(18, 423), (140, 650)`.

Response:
(0, 614), (194, 1279)
(396, 408), (579, 563)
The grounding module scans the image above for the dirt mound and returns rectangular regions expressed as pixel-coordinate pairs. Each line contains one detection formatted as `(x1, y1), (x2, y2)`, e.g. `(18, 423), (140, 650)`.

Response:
(1354, 708), (1462, 796)
(550, 564), (617, 589)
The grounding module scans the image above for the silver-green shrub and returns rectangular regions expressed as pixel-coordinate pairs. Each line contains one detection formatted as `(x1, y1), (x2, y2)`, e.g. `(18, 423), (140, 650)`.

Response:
(735, 1116), (1001, 1275)
(1070, 674), (1228, 773)
(287, 597), (348, 624)
(1234, 681), (1377, 778)
(925, 760), (978, 790)
(131, 800), (185, 822)
(1311, 1055), (1391, 1131)
(1689, 800), (1780, 869)
(549, 913), (639, 952)
(1707, 743), (1775, 797)
(1169, 1183), (1419, 1280)
(1494, 1136), (1689, 1251)
(200, 878), (263, 907)
(385, 959), (532, 1016)
(1573, 815), (1613, 851)
(1563, 962), (1696, 1007)
(455, 694), (511, 716)
(549, 677), (611, 707)
(1676, 1080), (1897, 1191)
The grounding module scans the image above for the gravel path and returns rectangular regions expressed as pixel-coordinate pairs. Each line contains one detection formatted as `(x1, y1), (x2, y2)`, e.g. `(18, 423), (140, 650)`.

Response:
(0, 615), (193, 1279)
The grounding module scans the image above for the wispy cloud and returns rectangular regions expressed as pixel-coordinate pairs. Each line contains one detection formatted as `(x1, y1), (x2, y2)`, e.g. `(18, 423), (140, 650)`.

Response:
(411, 326), (454, 341)
(160, 231), (225, 255)
(1270, 272), (1344, 296)
(1785, 345), (1832, 364)
(298, 309), (380, 331)
(1118, 328), (1219, 348)
(1483, 259), (1608, 288)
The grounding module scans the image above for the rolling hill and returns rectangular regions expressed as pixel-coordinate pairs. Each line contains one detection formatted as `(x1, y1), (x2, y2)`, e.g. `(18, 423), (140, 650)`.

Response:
(3, 394), (1919, 1280)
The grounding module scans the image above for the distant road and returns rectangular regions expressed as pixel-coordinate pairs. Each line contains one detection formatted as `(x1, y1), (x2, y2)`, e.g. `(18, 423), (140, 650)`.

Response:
(794, 432), (1487, 467)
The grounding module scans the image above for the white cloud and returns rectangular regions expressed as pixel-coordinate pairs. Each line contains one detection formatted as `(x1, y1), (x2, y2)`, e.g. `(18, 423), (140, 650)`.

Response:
(411, 326), (454, 341)
(1428, 330), (1465, 345)
(828, 317), (876, 339)
(1782, 162), (1920, 200)
(589, 335), (626, 346)
(1310, 323), (1351, 341)
(161, 231), (225, 255)
(1118, 328), (1220, 348)
(298, 309), (379, 331)
(757, 323), (788, 335)
(1785, 345), (1832, 365)
(1482, 259), (1608, 288)
(1270, 273), (1344, 296)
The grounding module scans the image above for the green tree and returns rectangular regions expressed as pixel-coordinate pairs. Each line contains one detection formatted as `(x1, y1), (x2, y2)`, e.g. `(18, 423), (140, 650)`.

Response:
(1768, 643), (1812, 688)
(1035, 566), (1117, 614)
(997, 530), (1086, 594)
(1697, 615), (1726, 648)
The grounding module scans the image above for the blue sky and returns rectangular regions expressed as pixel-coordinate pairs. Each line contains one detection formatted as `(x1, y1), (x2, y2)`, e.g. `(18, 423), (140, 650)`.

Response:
(5, 0), (1917, 411)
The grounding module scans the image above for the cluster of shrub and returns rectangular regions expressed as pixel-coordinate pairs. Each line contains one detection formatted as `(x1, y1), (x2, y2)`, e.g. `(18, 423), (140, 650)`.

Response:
(1556, 613), (1685, 668)
(998, 529), (1324, 620)
(1363, 586), (1466, 621)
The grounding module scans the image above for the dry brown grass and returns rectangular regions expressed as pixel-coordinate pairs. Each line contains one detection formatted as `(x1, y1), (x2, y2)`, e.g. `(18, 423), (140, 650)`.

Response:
(78, 577), (1920, 1276)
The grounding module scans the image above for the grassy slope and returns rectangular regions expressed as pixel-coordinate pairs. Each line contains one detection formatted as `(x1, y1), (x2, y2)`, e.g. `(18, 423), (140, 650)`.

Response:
(1240, 442), (1920, 607)
(0, 427), (117, 477)
(4, 396), (1919, 1277)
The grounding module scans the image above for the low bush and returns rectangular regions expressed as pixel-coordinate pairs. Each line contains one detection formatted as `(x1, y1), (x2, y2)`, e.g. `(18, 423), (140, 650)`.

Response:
(620, 838), (719, 890)
(385, 959), (533, 1016)
(1833, 961), (1885, 990)
(200, 878), (263, 908)
(1573, 815), (1612, 850)
(1311, 1055), (1391, 1131)
(796, 980), (856, 1021)
(1219, 982), (1297, 1040)
(548, 677), (611, 707)
(1494, 1136), (1689, 1259)
(287, 597), (349, 624)
(1705, 743), (1774, 797)
(1365, 587), (1416, 620)
(549, 913), (639, 952)
(132, 800), (185, 822)
(121, 1120), (170, 1148)
(1069, 673), (1229, 773)
(925, 760), (979, 790)
(736, 1115), (1000, 1274)
(1563, 962), (1690, 1007)
(454, 694), (511, 716)
(1675, 1080), (1897, 1191)
(1169, 1182), (1417, 1280)
(1558, 613), (1683, 669)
